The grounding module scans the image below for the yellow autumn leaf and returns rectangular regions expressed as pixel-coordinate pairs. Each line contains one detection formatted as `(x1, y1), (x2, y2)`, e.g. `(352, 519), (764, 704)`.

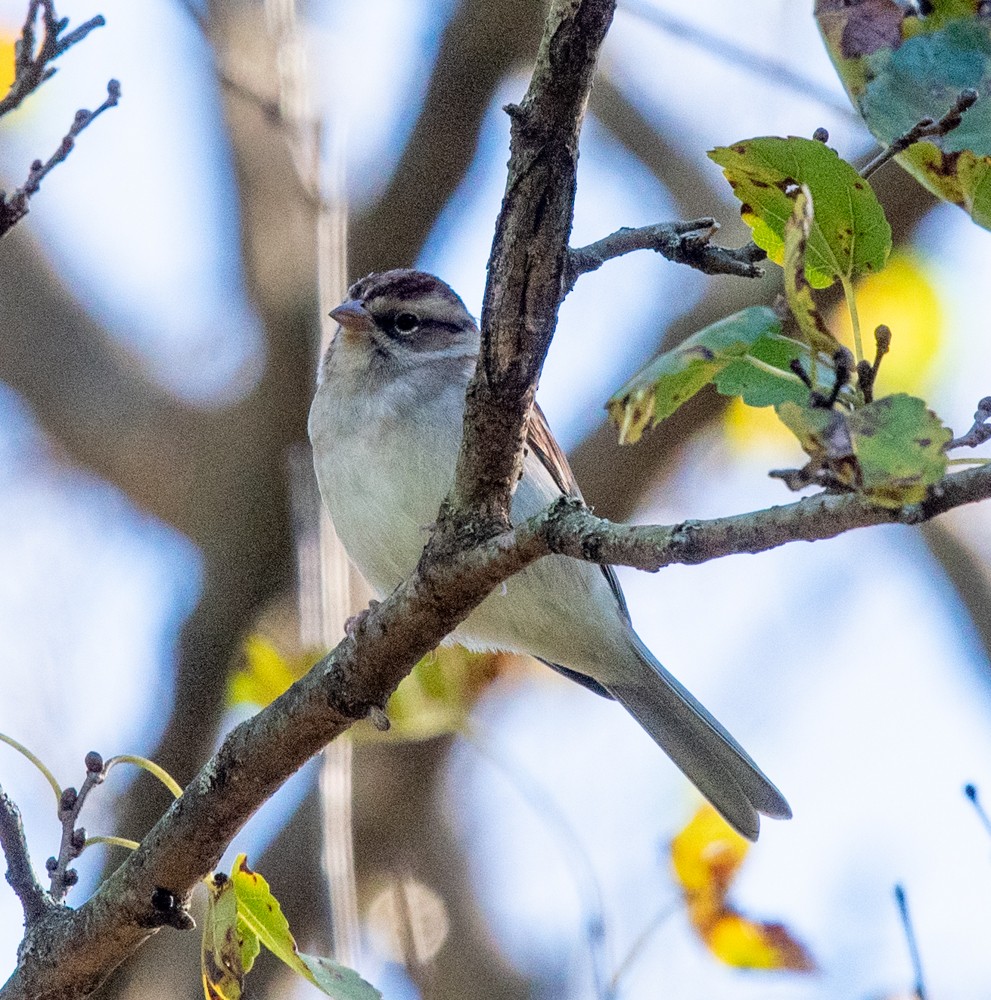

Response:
(671, 805), (816, 973)
(228, 635), (313, 708)
(0, 29), (15, 95)
(707, 912), (816, 972)
(671, 803), (749, 896)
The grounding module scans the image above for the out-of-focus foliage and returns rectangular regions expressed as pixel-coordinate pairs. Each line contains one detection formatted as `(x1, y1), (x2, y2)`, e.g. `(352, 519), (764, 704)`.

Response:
(829, 252), (944, 394)
(816, 0), (991, 228)
(0, 30), (14, 92)
(365, 878), (450, 965)
(670, 805), (815, 972)
(230, 634), (505, 742)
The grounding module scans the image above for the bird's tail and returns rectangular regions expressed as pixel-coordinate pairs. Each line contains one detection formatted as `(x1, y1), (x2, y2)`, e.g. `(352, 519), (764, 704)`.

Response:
(606, 635), (791, 840)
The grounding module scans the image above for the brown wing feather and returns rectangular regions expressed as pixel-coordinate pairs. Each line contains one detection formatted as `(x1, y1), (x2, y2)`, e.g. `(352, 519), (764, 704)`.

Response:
(526, 403), (630, 622)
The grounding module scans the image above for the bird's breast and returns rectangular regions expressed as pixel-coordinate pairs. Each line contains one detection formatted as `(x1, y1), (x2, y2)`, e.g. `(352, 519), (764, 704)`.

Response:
(309, 372), (465, 595)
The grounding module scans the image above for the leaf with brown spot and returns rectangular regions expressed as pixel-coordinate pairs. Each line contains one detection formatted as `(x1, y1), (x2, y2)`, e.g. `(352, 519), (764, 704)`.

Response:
(606, 307), (783, 442)
(848, 393), (952, 507)
(201, 873), (243, 1000)
(709, 137), (891, 288)
(818, 5), (991, 230)
(231, 855), (381, 999)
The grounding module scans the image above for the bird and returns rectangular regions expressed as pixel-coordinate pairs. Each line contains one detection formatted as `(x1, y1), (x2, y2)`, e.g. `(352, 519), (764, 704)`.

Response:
(308, 268), (791, 839)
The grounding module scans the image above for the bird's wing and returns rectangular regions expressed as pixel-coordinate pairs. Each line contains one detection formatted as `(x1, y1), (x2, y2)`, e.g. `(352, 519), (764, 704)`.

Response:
(526, 402), (630, 622)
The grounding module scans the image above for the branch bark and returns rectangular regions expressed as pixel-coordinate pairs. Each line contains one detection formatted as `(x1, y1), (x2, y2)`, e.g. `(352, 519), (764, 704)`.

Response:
(0, 786), (49, 926)
(452, 0), (616, 521)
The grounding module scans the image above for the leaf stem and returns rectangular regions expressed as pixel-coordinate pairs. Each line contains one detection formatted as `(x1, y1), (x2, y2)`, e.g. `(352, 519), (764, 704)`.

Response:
(742, 354), (809, 386)
(840, 275), (864, 364)
(0, 732), (61, 803)
(83, 835), (140, 852)
(104, 755), (183, 798)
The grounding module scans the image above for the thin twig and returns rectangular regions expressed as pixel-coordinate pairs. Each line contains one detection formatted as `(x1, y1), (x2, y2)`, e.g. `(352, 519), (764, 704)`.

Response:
(48, 752), (106, 902)
(861, 88), (979, 180)
(894, 884), (928, 1000)
(464, 725), (611, 999)
(563, 220), (765, 293)
(0, 1), (105, 119)
(0, 78), (120, 238)
(0, 785), (49, 924)
(964, 783), (991, 839)
(947, 396), (991, 451)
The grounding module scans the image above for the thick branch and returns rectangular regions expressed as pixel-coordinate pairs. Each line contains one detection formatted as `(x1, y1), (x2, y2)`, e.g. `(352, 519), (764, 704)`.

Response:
(0, 786), (49, 925)
(451, 0), (616, 521)
(0, 506), (540, 999)
(563, 219), (765, 293)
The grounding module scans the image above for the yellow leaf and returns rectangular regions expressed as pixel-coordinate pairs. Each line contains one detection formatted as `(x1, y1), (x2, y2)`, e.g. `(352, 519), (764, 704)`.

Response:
(228, 635), (314, 708)
(0, 30), (15, 95)
(724, 395), (798, 448)
(671, 805), (816, 973)
(707, 912), (817, 972)
(829, 252), (944, 393)
(671, 804), (749, 897)
(230, 855), (381, 999)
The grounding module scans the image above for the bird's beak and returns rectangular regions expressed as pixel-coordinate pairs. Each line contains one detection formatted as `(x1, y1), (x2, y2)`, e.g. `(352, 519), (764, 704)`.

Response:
(329, 300), (375, 339)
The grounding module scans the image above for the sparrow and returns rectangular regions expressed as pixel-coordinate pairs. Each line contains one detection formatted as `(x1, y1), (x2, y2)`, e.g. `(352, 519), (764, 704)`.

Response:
(308, 268), (790, 839)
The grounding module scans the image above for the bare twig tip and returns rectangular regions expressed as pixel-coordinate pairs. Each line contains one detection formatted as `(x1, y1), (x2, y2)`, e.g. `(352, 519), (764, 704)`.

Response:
(368, 706), (391, 731)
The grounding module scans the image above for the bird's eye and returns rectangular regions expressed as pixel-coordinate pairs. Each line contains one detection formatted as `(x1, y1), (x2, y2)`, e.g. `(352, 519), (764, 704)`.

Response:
(393, 311), (420, 334)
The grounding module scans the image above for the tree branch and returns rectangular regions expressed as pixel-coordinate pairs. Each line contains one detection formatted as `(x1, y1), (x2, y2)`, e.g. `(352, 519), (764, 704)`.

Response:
(0, 1), (105, 119)
(0, 786), (49, 926)
(0, 79), (120, 237)
(563, 219), (765, 293)
(451, 0), (617, 523)
(535, 464), (991, 571)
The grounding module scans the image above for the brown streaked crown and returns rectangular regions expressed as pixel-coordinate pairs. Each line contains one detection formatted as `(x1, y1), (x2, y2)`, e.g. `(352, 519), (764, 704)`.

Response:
(346, 269), (479, 354)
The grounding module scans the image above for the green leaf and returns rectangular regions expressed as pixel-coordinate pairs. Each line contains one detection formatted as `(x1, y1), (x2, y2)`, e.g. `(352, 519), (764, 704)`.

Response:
(607, 307), (781, 443)
(817, 5), (991, 230)
(775, 400), (860, 491)
(773, 394), (951, 507)
(713, 336), (815, 408)
(848, 394), (952, 507)
(708, 137), (892, 288)
(231, 856), (381, 1000)
(202, 874), (244, 1000)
